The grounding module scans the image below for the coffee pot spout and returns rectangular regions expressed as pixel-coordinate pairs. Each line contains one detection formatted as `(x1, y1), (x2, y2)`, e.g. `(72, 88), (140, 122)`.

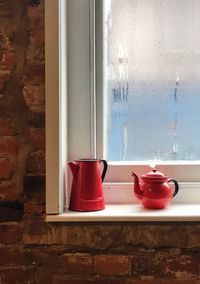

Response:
(132, 172), (143, 200)
(68, 161), (79, 180)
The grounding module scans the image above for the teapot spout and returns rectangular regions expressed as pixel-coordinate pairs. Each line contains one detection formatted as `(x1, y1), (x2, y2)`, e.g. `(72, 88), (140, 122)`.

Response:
(132, 172), (143, 200)
(68, 162), (79, 180)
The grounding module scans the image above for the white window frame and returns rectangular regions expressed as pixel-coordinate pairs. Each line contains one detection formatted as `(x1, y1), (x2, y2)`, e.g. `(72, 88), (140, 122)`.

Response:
(46, 0), (96, 214)
(45, 0), (66, 214)
(45, 0), (200, 219)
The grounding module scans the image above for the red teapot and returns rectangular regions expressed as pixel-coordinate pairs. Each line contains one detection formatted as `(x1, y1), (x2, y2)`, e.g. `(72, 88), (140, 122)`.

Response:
(132, 169), (179, 209)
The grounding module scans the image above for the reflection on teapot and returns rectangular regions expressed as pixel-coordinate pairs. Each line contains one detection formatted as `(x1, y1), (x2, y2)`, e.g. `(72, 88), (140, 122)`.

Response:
(132, 169), (179, 209)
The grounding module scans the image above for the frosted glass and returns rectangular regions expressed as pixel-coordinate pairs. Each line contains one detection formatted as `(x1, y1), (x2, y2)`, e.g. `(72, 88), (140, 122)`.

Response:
(104, 0), (200, 161)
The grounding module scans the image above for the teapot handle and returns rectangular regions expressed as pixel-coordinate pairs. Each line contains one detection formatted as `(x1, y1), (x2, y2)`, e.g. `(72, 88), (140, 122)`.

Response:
(167, 179), (179, 197)
(100, 159), (108, 182)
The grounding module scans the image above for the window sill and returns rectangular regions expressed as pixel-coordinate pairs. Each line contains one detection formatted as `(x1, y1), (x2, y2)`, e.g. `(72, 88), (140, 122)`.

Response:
(46, 204), (200, 222)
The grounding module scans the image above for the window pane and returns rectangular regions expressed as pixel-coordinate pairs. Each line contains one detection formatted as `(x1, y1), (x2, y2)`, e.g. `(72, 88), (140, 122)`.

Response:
(103, 0), (200, 162)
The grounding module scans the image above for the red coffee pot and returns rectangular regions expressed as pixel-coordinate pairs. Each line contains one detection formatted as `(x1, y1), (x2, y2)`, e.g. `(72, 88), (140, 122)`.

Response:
(132, 169), (179, 209)
(68, 159), (108, 211)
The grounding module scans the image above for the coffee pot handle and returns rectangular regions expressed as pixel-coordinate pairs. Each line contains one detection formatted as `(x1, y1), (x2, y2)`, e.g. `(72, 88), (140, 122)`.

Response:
(167, 179), (179, 197)
(100, 159), (108, 182)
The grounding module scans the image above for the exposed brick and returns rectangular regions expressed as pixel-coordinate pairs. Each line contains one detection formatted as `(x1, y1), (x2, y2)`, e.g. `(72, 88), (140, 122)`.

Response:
(58, 253), (93, 275)
(28, 112), (45, 128)
(131, 250), (171, 277)
(23, 214), (50, 237)
(94, 255), (131, 276)
(27, 150), (45, 174)
(34, 262), (56, 284)
(23, 224), (123, 246)
(0, 181), (19, 201)
(0, 29), (14, 51)
(29, 127), (45, 150)
(0, 157), (13, 180)
(0, 246), (49, 269)
(0, 118), (15, 135)
(113, 224), (200, 249)
(126, 280), (197, 284)
(24, 202), (45, 214)
(1, 51), (16, 70)
(28, 0), (41, 6)
(23, 63), (44, 85)
(27, 3), (44, 62)
(23, 175), (45, 202)
(27, 2), (44, 27)
(53, 276), (125, 284)
(0, 201), (23, 221)
(0, 136), (18, 156)
(164, 255), (199, 279)
(0, 222), (22, 244)
(0, 268), (35, 284)
(23, 84), (45, 112)
(0, 70), (9, 93)
(29, 30), (44, 54)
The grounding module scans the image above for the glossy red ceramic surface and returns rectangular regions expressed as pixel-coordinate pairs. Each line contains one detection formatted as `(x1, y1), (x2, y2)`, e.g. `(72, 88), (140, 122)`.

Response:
(132, 169), (179, 209)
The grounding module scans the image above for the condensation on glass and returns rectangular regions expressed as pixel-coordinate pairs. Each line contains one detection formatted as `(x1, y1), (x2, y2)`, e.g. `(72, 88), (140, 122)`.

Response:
(103, 0), (200, 162)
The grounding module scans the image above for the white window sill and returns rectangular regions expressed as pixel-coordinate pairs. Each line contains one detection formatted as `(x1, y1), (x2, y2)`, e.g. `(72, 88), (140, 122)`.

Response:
(46, 204), (200, 222)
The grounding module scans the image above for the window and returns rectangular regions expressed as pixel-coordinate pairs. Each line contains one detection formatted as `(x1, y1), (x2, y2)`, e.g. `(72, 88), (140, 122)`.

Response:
(104, 0), (200, 162)
(46, 0), (200, 219)
(97, 0), (200, 182)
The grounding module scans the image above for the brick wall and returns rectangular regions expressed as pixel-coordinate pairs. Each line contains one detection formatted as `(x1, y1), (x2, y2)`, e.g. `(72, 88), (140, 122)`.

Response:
(0, 1), (199, 283)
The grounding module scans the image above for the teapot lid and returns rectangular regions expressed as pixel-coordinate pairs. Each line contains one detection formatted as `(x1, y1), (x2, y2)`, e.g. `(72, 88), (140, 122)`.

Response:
(142, 169), (167, 180)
